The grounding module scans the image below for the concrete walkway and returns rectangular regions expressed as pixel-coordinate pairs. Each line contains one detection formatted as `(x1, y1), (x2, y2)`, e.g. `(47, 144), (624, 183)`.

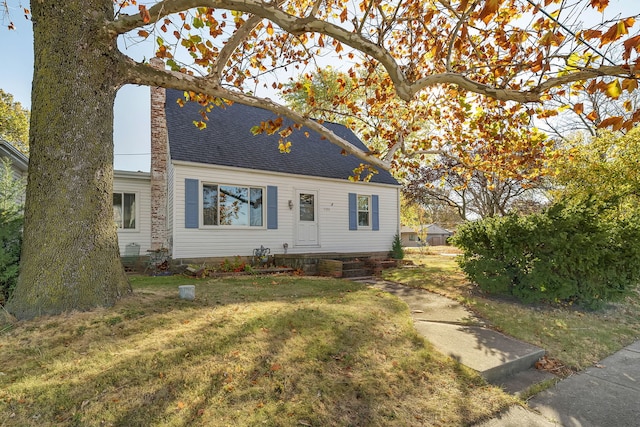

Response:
(478, 341), (640, 427)
(364, 279), (640, 426)
(367, 280), (552, 390)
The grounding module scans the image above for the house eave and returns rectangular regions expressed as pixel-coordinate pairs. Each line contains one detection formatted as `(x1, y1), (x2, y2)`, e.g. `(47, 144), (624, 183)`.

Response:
(0, 140), (28, 172)
(114, 170), (151, 180)
(170, 159), (401, 188)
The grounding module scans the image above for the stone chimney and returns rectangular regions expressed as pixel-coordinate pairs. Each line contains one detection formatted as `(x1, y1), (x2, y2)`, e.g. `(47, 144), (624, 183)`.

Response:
(149, 58), (168, 251)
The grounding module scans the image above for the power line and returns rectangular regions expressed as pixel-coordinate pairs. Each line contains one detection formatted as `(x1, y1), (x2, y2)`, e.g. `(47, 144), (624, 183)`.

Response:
(524, 0), (616, 66)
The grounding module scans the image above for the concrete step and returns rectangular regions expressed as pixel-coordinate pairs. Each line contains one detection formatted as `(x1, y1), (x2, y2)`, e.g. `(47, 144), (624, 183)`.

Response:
(412, 320), (546, 384)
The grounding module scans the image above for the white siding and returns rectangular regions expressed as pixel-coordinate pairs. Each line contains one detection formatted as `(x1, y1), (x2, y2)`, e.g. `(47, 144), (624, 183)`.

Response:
(170, 161), (400, 259)
(114, 173), (152, 255)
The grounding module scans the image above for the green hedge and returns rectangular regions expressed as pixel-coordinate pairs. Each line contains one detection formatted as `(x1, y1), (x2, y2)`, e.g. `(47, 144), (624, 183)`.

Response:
(0, 213), (22, 306)
(452, 201), (640, 309)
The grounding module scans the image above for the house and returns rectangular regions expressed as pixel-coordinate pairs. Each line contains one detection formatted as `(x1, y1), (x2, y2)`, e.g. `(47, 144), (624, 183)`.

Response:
(0, 139), (28, 181)
(114, 87), (401, 263)
(400, 224), (453, 247)
(0, 139), (28, 206)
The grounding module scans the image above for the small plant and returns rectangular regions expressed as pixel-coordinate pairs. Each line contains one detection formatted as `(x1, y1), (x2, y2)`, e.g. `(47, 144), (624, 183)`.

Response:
(219, 256), (247, 273)
(390, 233), (404, 260)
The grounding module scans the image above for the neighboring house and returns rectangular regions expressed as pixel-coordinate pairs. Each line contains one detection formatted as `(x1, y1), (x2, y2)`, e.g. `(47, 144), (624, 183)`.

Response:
(114, 87), (401, 262)
(0, 139), (28, 181)
(0, 139), (28, 206)
(400, 224), (453, 247)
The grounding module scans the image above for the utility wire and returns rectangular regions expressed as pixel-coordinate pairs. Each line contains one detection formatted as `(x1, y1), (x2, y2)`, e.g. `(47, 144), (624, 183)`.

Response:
(524, 0), (616, 66)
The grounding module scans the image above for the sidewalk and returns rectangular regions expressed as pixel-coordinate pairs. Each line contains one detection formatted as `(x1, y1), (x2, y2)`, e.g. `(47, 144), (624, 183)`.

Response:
(365, 279), (640, 427)
(478, 340), (640, 427)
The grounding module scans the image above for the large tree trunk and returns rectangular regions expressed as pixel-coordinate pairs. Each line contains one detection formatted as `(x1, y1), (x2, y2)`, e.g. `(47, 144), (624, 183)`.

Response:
(6, 0), (131, 319)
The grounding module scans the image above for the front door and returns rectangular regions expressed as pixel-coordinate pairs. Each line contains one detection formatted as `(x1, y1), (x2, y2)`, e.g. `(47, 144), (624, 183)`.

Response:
(296, 190), (318, 246)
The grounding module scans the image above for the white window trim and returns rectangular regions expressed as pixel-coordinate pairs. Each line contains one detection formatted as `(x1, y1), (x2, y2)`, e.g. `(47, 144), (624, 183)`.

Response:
(200, 182), (266, 229)
(357, 194), (372, 229)
(113, 191), (139, 232)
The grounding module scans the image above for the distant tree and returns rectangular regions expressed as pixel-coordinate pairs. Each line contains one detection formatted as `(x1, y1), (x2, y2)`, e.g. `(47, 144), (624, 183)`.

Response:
(541, 79), (640, 141)
(552, 128), (640, 217)
(0, 89), (29, 153)
(400, 195), (431, 228)
(404, 106), (553, 220)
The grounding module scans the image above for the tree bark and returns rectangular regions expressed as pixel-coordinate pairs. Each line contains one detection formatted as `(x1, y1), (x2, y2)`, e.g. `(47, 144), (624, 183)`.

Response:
(6, 0), (131, 319)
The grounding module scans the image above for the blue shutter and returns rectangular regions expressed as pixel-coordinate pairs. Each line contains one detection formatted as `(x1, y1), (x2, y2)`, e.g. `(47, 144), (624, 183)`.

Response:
(372, 194), (379, 231)
(267, 186), (278, 229)
(185, 178), (199, 229)
(348, 193), (357, 230)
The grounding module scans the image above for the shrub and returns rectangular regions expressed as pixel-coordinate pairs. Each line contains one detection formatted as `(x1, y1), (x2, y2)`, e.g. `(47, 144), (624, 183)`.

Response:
(0, 214), (22, 306)
(390, 233), (404, 260)
(452, 201), (640, 309)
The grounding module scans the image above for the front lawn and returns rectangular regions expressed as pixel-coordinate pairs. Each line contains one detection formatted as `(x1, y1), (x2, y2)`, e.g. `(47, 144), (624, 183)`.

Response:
(0, 274), (514, 426)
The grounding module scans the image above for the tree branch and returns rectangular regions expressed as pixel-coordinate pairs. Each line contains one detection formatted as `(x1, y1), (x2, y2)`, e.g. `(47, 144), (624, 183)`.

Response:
(110, 0), (639, 104)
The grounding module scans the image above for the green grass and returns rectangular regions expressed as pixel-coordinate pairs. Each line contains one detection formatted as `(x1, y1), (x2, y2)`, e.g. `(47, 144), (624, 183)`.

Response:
(385, 253), (640, 371)
(0, 274), (514, 426)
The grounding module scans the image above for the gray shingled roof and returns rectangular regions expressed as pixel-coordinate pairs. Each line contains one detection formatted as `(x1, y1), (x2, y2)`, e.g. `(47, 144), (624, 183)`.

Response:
(165, 89), (399, 185)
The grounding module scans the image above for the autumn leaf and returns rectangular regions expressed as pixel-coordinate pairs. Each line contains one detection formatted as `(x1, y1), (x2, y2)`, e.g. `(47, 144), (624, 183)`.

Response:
(599, 116), (624, 131)
(589, 0), (609, 13)
(457, 0), (470, 12)
(266, 22), (274, 36)
(586, 110), (599, 121)
(139, 5), (151, 24)
(573, 103), (584, 115)
(340, 8), (348, 23)
(622, 79), (638, 93)
(478, 0), (501, 25)
(605, 79), (622, 99)
(599, 18), (634, 47)
(138, 30), (149, 38)
(623, 35), (640, 60)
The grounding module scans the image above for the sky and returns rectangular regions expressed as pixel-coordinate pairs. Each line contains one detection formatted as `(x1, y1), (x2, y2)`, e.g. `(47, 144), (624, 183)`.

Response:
(0, 1), (637, 172)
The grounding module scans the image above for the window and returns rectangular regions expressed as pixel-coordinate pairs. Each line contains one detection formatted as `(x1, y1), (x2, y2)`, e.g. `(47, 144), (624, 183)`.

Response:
(299, 193), (315, 222)
(349, 193), (379, 231)
(113, 192), (136, 229)
(357, 195), (370, 227)
(202, 183), (263, 227)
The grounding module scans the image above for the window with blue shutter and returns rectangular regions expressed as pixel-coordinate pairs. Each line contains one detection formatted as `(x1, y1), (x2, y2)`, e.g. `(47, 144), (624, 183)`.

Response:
(185, 178), (199, 229)
(349, 193), (379, 230)
(267, 186), (278, 229)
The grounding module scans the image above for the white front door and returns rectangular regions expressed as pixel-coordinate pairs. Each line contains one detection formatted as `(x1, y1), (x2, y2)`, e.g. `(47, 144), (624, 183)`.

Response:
(296, 190), (318, 246)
